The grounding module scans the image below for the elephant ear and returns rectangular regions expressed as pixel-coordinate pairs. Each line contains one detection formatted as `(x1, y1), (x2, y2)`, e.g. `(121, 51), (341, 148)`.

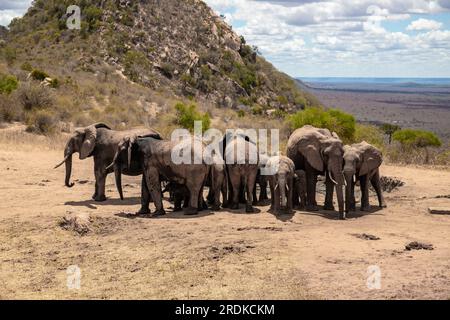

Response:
(359, 147), (382, 176)
(298, 138), (324, 172)
(80, 125), (97, 160)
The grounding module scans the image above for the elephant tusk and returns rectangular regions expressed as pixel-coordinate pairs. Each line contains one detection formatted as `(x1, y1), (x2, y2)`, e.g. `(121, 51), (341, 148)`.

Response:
(54, 155), (71, 169)
(105, 162), (115, 171)
(328, 171), (339, 185)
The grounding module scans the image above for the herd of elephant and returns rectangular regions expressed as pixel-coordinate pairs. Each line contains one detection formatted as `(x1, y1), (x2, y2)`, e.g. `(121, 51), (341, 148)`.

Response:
(55, 123), (386, 220)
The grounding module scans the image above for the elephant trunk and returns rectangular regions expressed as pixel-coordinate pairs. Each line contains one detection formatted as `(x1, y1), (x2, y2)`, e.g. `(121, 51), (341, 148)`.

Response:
(344, 171), (354, 214)
(64, 151), (74, 188)
(114, 164), (124, 200)
(329, 161), (345, 219)
(279, 176), (287, 208)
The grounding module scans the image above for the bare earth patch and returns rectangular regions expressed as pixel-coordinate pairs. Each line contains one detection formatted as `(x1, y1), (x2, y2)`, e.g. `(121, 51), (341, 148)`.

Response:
(0, 140), (449, 299)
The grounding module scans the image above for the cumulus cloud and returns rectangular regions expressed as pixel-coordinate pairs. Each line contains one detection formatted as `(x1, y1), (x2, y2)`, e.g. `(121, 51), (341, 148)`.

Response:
(206, 0), (450, 76)
(0, 0), (31, 26)
(407, 18), (443, 30)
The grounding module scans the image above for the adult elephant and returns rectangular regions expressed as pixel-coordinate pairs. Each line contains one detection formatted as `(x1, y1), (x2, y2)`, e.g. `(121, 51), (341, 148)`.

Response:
(108, 135), (209, 216)
(287, 125), (346, 219)
(54, 123), (161, 203)
(225, 133), (259, 213)
(343, 141), (386, 213)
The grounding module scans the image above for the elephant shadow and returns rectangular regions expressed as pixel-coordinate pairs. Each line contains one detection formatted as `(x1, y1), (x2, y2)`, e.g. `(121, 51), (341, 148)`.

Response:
(268, 208), (295, 222)
(65, 197), (141, 209)
(115, 209), (215, 220)
(298, 206), (384, 220)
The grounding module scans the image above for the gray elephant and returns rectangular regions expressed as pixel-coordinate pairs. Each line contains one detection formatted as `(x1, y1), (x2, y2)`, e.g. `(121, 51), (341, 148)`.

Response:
(266, 156), (295, 214)
(162, 182), (189, 212)
(108, 135), (209, 216)
(294, 170), (307, 210)
(287, 125), (346, 219)
(343, 141), (386, 213)
(225, 134), (259, 213)
(54, 123), (161, 205)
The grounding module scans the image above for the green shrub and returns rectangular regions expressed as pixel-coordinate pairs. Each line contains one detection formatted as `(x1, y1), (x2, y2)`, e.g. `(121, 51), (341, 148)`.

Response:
(288, 107), (356, 143)
(30, 69), (50, 81)
(160, 63), (174, 79)
(84, 6), (103, 32)
(2, 46), (16, 65)
(381, 123), (401, 144)
(237, 110), (245, 118)
(123, 50), (150, 82)
(174, 102), (210, 132)
(393, 129), (442, 164)
(20, 62), (34, 72)
(251, 105), (263, 115)
(0, 73), (19, 94)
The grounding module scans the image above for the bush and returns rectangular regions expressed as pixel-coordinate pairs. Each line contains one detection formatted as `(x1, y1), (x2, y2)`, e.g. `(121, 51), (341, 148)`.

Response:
(123, 50), (150, 82)
(393, 129), (442, 164)
(26, 109), (57, 135)
(174, 102), (210, 132)
(30, 69), (50, 81)
(381, 123), (401, 144)
(20, 62), (34, 72)
(353, 124), (385, 149)
(84, 6), (103, 32)
(0, 94), (22, 122)
(0, 73), (19, 94)
(288, 107), (356, 143)
(17, 82), (54, 111)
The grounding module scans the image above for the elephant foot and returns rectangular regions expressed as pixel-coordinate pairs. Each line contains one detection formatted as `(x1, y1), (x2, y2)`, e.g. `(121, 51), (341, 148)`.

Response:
(361, 205), (371, 212)
(202, 200), (209, 210)
(230, 203), (239, 210)
(184, 207), (198, 216)
(152, 209), (166, 217)
(339, 212), (346, 220)
(245, 205), (255, 213)
(137, 207), (151, 215)
(323, 203), (335, 211)
(94, 195), (107, 202)
(379, 202), (387, 208)
(173, 207), (183, 212)
(222, 201), (230, 208)
(92, 193), (97, 200)
(211, 204), (221, 211)
(306, 204), (320, 212)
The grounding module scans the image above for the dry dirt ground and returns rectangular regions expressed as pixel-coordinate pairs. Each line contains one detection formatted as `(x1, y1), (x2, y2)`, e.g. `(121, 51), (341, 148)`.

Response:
(1, 132), (450, 300)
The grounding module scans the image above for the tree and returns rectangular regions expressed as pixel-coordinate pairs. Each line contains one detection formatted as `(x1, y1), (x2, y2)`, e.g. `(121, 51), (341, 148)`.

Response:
(381, 123), (401, 144)
(288, 107), (356, 143)
(393, 129), (442, 164)
(174, 102), (211, 132)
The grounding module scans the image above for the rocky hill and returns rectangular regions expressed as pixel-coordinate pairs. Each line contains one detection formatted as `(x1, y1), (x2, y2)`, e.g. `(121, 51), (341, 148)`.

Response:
(0, 26), (7, 40)
(0, 0), (319, 134)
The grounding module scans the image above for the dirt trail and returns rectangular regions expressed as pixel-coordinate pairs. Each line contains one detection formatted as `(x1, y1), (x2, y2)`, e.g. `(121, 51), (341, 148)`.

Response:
(0, 141), (449, 300)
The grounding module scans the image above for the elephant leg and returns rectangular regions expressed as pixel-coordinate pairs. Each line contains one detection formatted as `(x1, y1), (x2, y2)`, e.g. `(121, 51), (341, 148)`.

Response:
(229, 168), (241, 210)
(360, 175), (370, 211)
(185, 182), (201, 215)
(138, 176), (151, 215)
(144, 168), (165, 216)
(350, 180), (356, 211)
(239, 183), (246, 204)
(93, 166), (107, 202)
(288, 178), (294, 212)
(274, 185), (281, 213)
(305, 165), (318, 211)
(245, 171), (257, 213)
(260, 178), (268, 201)
(220, 177), (228, 209)
(371, 170), (386, 208)
(269, 177), (275, 210)
(292, 181), (300, 208)
(252, 181), (258, 205)
(324, 173), (335, 211)
(207, 187), (214, 205)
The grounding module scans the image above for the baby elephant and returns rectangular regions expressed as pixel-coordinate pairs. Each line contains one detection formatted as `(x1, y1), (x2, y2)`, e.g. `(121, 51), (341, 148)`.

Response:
(162, 182), (189, 212)
(266, 156), (295, 214)
(294, 170), (307, 210)
(343, 141), (386, 213)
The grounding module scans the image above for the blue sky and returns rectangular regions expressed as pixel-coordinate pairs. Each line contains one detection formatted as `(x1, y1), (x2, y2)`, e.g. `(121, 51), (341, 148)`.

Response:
(1, 0), (450, 78)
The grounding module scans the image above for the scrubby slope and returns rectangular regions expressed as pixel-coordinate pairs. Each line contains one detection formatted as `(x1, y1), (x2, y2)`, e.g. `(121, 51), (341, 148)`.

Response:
(3, 0), (318, 117)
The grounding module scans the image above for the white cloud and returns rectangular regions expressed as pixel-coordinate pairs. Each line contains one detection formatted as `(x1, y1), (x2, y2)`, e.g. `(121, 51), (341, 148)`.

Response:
(206, 0), (450, 76)
(407, 18), (443, 30)
(0, 0), (31, 26)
